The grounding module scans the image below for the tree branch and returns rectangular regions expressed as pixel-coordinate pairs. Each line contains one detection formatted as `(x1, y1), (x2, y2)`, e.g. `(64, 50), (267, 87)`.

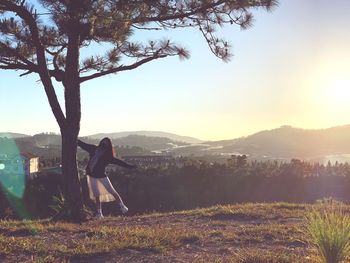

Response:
(46, 45), (66, 81)
(79, 54), (168, 83)
(0, 0), (66, 128)
(0, 61), (30, 70)
(45, 45), (66, 71)
(131, 0), (275, 24)
(132, 0), (227, 24)
(0, 42), (38, 71)
(131, 25), (162, 31)
(19, 70), (33, 76)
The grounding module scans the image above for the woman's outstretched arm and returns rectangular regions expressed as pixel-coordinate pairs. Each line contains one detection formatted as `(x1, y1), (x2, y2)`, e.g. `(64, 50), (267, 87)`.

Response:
(110, 157), (137, 169)
(77, 139), (97, 154)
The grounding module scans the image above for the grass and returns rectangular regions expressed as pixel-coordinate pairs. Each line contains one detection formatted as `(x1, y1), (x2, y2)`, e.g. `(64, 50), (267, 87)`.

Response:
(0, 202), (326, 262)
(306, 204), (350, 263)
(231, 248), (313, 263)
(144, 202), (308, 220)
(228, 223), (307, 246)
(0, 223), (201, 260)
(191, 248), (316, 263)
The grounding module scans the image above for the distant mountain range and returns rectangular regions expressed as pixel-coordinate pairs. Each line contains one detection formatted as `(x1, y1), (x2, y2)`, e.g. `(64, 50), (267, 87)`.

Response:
(205, 124), (350, 159)
(3, 125), (350, 162)
(86, 131), (203, 144)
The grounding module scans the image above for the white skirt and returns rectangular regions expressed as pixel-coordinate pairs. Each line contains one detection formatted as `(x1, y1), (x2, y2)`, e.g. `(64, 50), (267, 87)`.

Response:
(86, 175), (117, 202)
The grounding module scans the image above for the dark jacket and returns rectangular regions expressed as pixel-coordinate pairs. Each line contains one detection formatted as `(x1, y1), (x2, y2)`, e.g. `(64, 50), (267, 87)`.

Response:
(78, 139), (135, 178)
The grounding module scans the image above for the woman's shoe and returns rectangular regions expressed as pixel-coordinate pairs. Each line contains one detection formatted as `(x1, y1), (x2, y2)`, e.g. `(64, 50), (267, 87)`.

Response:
(120, 204), (128, 214)
(95, 212), (104, 219)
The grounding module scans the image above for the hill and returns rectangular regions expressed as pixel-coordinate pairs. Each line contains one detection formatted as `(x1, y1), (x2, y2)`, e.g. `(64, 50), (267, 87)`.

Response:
(206, 124), (350, 159)
(0, 203), (318, 262)
(4, 124), (350, 160)
(7, 133), (189, 158)
(105, 134), (187, 151)
(87, 131), (203, 144)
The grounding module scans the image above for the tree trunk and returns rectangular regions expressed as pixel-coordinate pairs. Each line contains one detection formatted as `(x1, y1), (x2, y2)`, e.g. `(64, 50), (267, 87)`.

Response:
(58, 77), (84, 221)
(59, 77), (83, 222)
(60, 127), (84, 222)
(58, 10), (84, 222)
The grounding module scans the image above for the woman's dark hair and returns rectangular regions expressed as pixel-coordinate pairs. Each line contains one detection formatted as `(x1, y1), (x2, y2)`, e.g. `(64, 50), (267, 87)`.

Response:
(98, 137), (115, 157)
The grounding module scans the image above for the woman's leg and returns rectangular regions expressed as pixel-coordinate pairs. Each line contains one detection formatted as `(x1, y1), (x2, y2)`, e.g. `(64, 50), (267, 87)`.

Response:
(111, 191), (128, 214)
(104, 177), (128, 214)
(95, 196), (103, 217)
(111, 191), (123, 204)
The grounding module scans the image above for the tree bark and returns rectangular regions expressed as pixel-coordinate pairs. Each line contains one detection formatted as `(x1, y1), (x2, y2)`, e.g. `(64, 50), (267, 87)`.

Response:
(60, 126), (83, 221)
(60, 72), (82, 222)
(59, 9), (84, 221)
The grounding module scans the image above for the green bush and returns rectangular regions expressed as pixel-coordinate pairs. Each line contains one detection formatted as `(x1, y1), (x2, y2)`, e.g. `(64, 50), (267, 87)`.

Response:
(306, 204), (350, 263)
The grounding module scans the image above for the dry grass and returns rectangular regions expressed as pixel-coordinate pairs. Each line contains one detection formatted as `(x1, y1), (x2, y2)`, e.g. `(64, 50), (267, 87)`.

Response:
(0, 223), (202, 260)
(146, 202), (308, 221)
(0, 202), (323, 262)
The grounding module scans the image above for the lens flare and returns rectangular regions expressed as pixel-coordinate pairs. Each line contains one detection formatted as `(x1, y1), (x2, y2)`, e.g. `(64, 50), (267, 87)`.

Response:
(0, 135), (30, 219)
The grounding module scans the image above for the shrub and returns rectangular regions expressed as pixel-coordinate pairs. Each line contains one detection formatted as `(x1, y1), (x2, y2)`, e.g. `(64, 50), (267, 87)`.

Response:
(306, 204), (350, 263)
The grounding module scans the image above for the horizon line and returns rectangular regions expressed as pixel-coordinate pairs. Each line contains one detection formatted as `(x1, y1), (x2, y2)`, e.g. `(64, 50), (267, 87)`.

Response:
(2, 122), (350, 141)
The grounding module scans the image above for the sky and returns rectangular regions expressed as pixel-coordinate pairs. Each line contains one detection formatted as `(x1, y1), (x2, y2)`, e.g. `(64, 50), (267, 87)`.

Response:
(1, 0), (350, 141)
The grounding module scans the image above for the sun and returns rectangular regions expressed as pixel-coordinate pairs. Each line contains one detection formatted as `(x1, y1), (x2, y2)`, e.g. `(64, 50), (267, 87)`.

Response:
(325, 78), (350, 107)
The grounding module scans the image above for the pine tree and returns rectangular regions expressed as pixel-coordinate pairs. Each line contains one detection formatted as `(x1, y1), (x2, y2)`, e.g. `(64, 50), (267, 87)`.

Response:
(0, 0), (278, 221)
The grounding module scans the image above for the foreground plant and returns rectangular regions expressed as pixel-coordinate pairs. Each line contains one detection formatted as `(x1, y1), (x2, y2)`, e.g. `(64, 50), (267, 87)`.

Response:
(306, 205), (350, 263)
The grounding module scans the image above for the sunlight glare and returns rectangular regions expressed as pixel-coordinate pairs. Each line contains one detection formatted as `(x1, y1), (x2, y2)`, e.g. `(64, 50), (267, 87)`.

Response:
(327, 79), (350, 105)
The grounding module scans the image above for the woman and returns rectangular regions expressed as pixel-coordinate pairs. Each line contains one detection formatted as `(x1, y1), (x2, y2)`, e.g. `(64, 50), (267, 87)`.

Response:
(78, 137), (136, 219)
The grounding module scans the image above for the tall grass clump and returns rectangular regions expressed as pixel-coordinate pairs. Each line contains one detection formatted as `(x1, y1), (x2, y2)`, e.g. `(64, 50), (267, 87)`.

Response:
(306, 204), (350, 263)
